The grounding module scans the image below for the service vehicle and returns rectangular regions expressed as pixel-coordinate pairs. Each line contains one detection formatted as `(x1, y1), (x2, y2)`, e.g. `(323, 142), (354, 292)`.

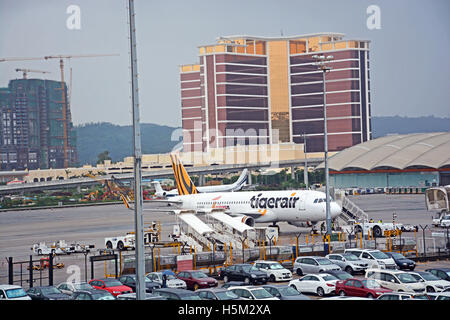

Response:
(341, 219), (403, 238)
(253, 260), (292, 282)
(0, 285), (31, 300)
(31, 241), (69, 255)
(105, 225), (159, 250)
(344, 249), (397, 270)
(365, 269), (426, 294)
(432, 214), (450, 228)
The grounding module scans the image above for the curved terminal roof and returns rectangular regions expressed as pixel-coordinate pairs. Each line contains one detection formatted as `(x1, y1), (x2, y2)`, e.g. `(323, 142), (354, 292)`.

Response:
(317, 132), (450, 171)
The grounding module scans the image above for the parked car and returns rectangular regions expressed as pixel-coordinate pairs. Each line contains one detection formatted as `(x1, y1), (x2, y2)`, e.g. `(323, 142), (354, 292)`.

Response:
(427, 292), (450, 300)
(26, 286), (70, 300)
(153, 288), (202, 300)
(365, 269), (426, 294)
(409, 271), (450, 292)
(219, 264), (268, 284)
(262, 284), (311, 300)
(197, 288), (241, 300)
(345, 249), (397, 270)
(377, 292), (430, 300)
(146, 270), (187, 289)
(325, 253), (368, 274)
(293, 256), (341, 276)
(221, 281), (247, 289)
(324, 269), (353, 281)
(385, 252), (416, 270)
(118, 274), (161, 293)
(253, 260), (292, 282)
(289, 273), (339, 297)
(321, 296), (371, 300)
(56, 282), (94, 296)
(89, 278), (132, 297)
(116, 292), (167, 300)
(176, 270), (218, 290)
(0, 285), (31, 300)
(335, 278), (392, 298)
(72, 289), (116, 300)
(425, 268), (450, 282)
(228, 286), (279, 300)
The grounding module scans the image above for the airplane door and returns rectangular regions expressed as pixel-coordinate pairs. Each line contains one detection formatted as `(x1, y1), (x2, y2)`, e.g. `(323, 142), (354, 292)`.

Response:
(298, 194), (306, 211)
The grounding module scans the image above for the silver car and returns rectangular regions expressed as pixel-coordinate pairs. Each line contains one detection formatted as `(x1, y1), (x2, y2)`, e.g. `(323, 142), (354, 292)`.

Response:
(293, 256), (341, 276)
(325, 253), (368, 274)
(146, 271), (187, 289)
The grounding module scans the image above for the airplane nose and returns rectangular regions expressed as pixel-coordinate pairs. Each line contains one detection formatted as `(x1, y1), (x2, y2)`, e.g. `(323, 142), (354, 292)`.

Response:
(331, 202), (342, 218)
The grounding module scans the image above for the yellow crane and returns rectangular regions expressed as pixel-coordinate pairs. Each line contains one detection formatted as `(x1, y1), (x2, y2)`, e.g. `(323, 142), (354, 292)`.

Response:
(1, 53), (119, 168)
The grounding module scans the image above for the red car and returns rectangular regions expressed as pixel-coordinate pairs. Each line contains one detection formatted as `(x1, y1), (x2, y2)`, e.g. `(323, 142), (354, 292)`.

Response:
(176, 270), (218, 291)
(89, 278), (132, 297)
(335, 278), (392, 298)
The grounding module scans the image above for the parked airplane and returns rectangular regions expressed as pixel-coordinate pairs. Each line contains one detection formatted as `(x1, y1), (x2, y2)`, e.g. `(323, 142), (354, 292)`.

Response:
(122, 154), (342, 229)
(152, 168), (248, 198)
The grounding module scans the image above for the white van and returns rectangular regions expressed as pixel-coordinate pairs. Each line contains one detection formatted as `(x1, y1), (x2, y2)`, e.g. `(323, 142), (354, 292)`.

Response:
(365, 269), (426, 294)
(345, 249), (397, 270)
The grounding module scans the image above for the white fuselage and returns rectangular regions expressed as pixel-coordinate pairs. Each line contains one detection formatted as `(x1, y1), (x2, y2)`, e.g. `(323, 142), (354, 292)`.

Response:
(171, 189), (341, 224)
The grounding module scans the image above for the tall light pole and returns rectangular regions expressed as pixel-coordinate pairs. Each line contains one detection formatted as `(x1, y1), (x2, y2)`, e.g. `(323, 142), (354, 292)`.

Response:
(313, 54), (333, 236)
(128, 0), (145, 300)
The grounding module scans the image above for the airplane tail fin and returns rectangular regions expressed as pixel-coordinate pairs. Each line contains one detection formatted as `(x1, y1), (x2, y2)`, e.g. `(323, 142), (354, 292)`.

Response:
(169, 153), (199, 195)
(231, 169), (248, 191)
(152, 181), (164, 194)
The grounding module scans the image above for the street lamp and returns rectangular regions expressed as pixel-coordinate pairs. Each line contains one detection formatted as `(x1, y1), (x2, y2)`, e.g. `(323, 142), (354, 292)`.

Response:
(312, 54), (333, 237)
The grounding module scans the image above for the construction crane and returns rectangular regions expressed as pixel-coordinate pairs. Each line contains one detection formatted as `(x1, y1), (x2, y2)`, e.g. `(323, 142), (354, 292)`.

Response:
(15, 68), (51, 79)
(43, 54), (119, 168)
(1, 53), (119, 168)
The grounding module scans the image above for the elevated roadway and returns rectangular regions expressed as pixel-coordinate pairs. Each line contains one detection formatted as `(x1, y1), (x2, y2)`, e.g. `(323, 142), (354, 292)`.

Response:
(0, 158), (323, 195)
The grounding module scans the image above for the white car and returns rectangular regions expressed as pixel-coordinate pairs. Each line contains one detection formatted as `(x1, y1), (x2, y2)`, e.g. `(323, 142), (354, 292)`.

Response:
(146, 271), (187, 289)
(345, 249), (397, 270)
(325, 253), (368, 274)
(0, 285), (31, 300)
(366, 269), (426, 294)
(228, 286), (279, 300)
(427, 292), (450, 300)
(253, 260), (292, 282)
(289, 273), (339, 297)
(56, 282), (94, 296)
(409, 271), (450, 293)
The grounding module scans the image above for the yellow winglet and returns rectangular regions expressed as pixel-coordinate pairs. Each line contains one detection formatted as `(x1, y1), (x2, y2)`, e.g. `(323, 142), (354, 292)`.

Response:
(169, 153), (198, 195)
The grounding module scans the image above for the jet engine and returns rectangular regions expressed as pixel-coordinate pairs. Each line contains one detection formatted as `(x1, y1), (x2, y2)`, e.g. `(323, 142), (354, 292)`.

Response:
(232, 215), (255, 227)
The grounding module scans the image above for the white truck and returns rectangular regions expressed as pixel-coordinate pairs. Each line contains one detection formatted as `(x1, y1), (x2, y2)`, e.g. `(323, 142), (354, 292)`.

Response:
(432, 213), (450, 228)
(32, 240), (73, 255)
(341, 220), (403, 238)
(105, 225), (160, 250)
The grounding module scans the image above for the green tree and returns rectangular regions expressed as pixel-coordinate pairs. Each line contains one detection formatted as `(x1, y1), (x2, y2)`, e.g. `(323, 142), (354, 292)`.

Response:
(96, 150), (112, 164)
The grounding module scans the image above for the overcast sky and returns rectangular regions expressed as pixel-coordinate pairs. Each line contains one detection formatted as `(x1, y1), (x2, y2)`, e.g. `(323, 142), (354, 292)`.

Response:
(0, 0), (449, 127)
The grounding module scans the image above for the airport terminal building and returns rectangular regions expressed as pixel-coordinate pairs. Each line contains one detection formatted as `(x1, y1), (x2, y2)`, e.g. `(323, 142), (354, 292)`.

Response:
(180, 33), (372, 154)
(317, 132), (450, 189)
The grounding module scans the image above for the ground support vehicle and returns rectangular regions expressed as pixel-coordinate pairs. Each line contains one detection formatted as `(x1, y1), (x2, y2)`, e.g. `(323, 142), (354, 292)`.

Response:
(31, 241), (68, 255)
(341, 219), (403, 238)
(432, 214), (450, 228)
(104, 234), (135, 251)
(27, 256), (65, 270)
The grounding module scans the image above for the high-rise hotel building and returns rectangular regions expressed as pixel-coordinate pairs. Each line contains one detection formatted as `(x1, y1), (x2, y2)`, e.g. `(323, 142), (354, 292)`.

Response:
(180, 33), (371, 154)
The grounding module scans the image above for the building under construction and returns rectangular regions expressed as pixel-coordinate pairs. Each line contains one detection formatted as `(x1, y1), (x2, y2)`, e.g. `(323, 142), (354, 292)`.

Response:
(0, 78), (77, 170)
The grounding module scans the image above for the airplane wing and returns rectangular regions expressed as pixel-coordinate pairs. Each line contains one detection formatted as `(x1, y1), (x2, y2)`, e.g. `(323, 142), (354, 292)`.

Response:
(227, 208), (272, 219)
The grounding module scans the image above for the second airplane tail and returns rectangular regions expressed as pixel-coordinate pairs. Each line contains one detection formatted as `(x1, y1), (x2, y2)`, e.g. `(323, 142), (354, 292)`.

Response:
(169, 153), (199, 196)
